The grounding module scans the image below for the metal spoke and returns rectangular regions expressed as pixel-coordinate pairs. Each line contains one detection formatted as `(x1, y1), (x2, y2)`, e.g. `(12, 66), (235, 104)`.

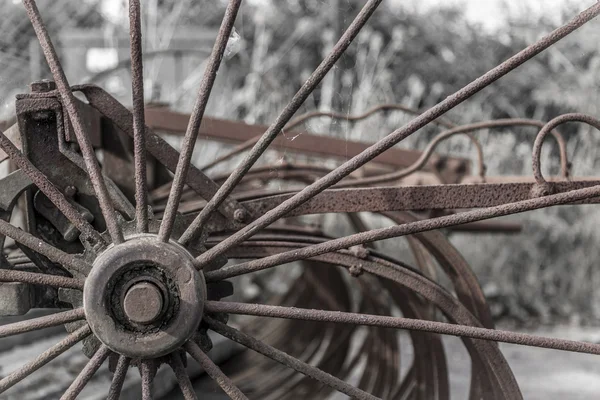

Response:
(0, 269), (84, 290)
(169, 354), (198, 400)
(0, 214), (91, 274)
(158, 0), (243, 242)
(205, 316), (380, 400)
(0, 324), (91, 393)
(0, 308), (85, 338)
(22, 0), (124, 245)
(205, 182), (600, 283)
(0, 129), (105, 245)
(61, 345), (111, 400)
(140, 361), (156, 400)
(206, 301), (600, 356)
(179, 0), (383, 246)
(194, 2), (600, 267)
(107, 356), (131, 400)
(129, 0), (149, 233)
(183, 341), (248, 400)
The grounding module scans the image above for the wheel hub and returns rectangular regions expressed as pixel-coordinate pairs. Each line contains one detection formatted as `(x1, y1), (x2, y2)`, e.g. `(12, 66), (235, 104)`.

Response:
(83, 235), (206, 359)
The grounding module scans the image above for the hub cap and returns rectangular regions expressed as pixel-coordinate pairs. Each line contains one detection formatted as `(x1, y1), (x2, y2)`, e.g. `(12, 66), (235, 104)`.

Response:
(83, 235), (206, 358)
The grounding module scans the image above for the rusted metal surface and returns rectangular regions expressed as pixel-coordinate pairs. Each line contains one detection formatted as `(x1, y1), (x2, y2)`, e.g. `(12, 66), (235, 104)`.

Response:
(0, 1), (599, 399)
(145, 108), (470, 173)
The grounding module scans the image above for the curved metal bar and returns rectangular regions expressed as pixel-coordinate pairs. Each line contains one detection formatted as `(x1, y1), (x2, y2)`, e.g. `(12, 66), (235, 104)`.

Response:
(194, 3), (600, 267)
(159, 0), (243, 242)
(212, 241), (518, 398)
(201, 102), (457, 172)
(338, 118), (572, 187)
(22, 0), (124, 244)
(337, 130), (485, 187)
(533, 113), (600, 185)
(0, 308), (85, 338)
(179, 0), (384, 245)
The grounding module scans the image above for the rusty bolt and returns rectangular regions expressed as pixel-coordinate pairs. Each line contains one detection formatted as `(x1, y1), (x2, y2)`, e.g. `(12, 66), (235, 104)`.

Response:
(64, 186), (77, 197)
(349, 264), (364, 277)
(234, 208), (249, 223)
(123, 282), (164, 324)
(30, 80), (57, 93)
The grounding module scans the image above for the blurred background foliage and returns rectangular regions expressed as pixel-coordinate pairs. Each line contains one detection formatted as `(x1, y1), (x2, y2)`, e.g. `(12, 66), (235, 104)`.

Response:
(1, 0), (600, 325)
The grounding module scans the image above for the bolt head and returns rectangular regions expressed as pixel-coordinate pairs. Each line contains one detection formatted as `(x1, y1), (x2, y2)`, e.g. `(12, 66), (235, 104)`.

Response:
(30, 80), (57, 93)
(123, 282), (164, 324)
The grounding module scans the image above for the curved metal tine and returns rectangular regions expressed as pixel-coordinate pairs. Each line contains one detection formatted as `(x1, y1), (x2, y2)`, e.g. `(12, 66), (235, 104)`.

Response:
(22, 0), (124, 245)
(0, 215), (91, 274)
(158, 0), (243, 243)
(179, 0), (384, 246)
(0, 129), (105, 245)
(107, 356), (131, 400)
(206, 301), (600, 355)
(0, 324), (91, 393)
(194, 2), (600, 267)
(0, 269), (84, 290)
(61, 345), (111, 400)
(169, 354), (198, 400)
(0, 308), (85, 339)
(200, 103), (451, 172)
(183, 341), (248, 400)
(129, 0), (149, 233)
(205, 316), (380, 400)
(140, 361), (156, 400)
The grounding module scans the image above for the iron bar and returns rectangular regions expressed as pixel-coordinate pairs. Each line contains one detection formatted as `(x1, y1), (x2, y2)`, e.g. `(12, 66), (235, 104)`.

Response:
(205, 182), (600, 282)
(0, 308), (85, 338)
(206, 316), (380, 400)
(0, 324), (91, 393)
(0, 129), (104, 245)
(184, 340), (248, 400)
(107, 356), (131, 400)
(179, 0), (384, 246)
(169, 355), (198, 400)
(0, 269), (85, 291)
(158, 0), (243, 242)
(60, 345), (111, 400)
(207, 302), (600, 356)
(22, 0), (124, 244)
(140, 361), (155, 400)
(194, 3), (600, 267)
(129, 0), (149, 233)
(0, 218), (91, 273)
(533, 113), (600, 184)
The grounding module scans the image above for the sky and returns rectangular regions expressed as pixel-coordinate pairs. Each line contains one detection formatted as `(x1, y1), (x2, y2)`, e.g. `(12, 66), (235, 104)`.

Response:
(408, 0), (598, 31)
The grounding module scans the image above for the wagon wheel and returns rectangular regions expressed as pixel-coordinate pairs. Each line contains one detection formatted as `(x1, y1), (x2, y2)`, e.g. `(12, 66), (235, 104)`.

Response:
(1, 1), (600, 399)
